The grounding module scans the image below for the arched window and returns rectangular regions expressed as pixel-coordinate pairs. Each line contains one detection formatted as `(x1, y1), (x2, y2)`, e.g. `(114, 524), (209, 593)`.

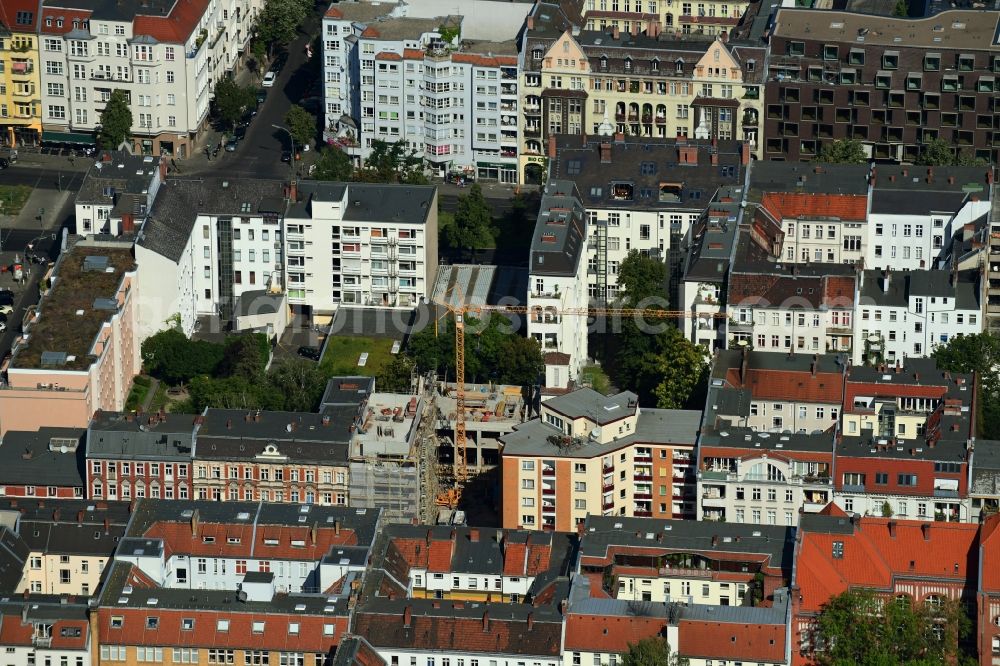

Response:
(747, 462), (785, 482)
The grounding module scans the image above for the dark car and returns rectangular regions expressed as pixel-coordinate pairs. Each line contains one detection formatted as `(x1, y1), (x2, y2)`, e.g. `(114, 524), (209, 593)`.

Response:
(233, 125), (247, 141)
(0, 294), (15, 307)
(297, 346), (321, 361)
(256, 88), (267, 104)
(281, 150), (292, 163)
(225, 137), (238, 152)
(0, 158), (8, 170)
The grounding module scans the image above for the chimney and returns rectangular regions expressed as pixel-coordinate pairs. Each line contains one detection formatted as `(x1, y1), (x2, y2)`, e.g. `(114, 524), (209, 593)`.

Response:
(190, 509), (199, 537)
(739, 345), (749, 385)
(599, 141), (612, 164)
(77, 510), (84, 524)
(310, 521), (317, 545)
(926, 167), (933, 183)
(711, 535), (719, 547)
(527, 612), (534, 631)
(881, 269), (890, 293)
(158, 155), (168, 181)
(921, 523), (930, 540)
(888, 521), (896, 538)
(547, 134), (557, 159)
(103, 518), (110, 535)
(678, 144), (698, 165)
(740, 142), (751, 166)
(988, 170), (994, 185)
(334, 519), (341, 536)
(482, 611), (490, 632)
(470, 528), (480, 542)
(426, 529), (433, 546)
(289, 180), (297, 203)
(811, 354), (817, 377)
(526, 15), (534, 30)
(52, 508), (60, 522)
(404, 605), (413, 627)
(948, 175), (955, 185)
(612, 25), (620, 39)
(122, 212), (135, 234)
(647, 21), (660, 38)
(226, 418), (233, 429)
(630, 21), (639, 36)
(255, 411), (261, 423)
(245, 411), (252, 423)
(710, 150), (719, 166)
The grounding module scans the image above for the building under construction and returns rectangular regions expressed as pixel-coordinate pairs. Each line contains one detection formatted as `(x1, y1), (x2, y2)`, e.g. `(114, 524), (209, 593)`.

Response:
(434, 381), (527, 475)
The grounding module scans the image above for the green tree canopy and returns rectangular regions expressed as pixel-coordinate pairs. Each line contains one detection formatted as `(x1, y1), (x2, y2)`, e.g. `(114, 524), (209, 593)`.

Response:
(98, 89), (133, 150)
(284, 105), (316, 149)
(892, 0), (908, 16)
(376, 354), (416, 393)
(213, 77), (255, 130)
(313, 146), (354, 181)
(357, 140), (427, 183)
(650, 327), (710, 409)
(916, 138), (989, 166)
(256, 0), (309, 50)
(443, 183), (496, 252)
(141, 328), (225, 386)
(620, 637), (686, 666)
(810, 589), (970, 665)
(268, 358), (328, 412)
(815, 139), (868, 164)
(932, 332), (1000, 438)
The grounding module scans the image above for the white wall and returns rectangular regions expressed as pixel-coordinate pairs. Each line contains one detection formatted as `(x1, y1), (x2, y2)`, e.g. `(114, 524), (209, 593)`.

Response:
(395, 0), (531, 40)
(135, 239), (196, 340)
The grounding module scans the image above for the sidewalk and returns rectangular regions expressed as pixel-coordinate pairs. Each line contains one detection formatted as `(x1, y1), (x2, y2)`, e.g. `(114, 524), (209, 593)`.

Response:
(0, 187), (73, 231)
(8, 150), (92, 173)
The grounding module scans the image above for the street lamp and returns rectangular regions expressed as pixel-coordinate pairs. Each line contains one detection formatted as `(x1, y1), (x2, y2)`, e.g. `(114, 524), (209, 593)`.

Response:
(272, 124), (295, 181)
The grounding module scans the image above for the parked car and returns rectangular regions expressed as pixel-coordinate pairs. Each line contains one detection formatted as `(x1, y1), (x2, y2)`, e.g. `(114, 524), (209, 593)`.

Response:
(262, 71), (277, 87)
(297, 346), (321, 361)
(0, 305), (13, 316)
(281, 150), (292, 163)
(233, 125), (247, 141)
(225, 137), (238, 152)
(0, 293), (14, 307)
(0, 158), (8, 170)
(256, 88), (267, 104)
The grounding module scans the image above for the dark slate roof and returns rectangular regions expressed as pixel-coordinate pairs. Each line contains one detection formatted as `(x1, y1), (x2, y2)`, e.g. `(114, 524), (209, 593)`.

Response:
(235, 290), (283, 317)
(859, 269), (980, 310)
(550, 134), (744, 211)
(544, 388), (639, 424)
(837, 434), (969, 462)
(846, 356), (973, 401)
(0, 428), (85, 487)
(530, 180), (587, 277)
(870, 191), (971, 216)
(76, 152), (159, 204)
(320, 377), (375, 408)
(746, 161), (870, 202)
(581, 515), (795, 571)
(18, 517), (124, 556)
(195, 408), (365, 462)
(701, 426), (836, 454)
(0, 527), (27, 594)
(142, 177), (287, 262)
(330, 636), (387, 666)
(971, 440), (1000, 497)
(290, 182), (435, 226)
(682, 190), (742, 283)
(87, 411), (195, 461)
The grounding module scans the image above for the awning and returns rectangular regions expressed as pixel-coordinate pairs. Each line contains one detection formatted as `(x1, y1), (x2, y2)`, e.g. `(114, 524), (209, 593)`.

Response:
(41, 131), (95, 145)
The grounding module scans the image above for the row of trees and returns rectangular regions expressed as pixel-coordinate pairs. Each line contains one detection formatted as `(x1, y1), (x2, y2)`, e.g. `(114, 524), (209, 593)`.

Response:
(816, 138), (989, 166)
(313, 140), (429, 184)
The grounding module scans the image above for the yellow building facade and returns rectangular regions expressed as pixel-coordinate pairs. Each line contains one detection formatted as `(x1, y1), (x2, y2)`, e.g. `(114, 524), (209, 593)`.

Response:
(582, 0), (750, 37)
(0, 4), (43, 147)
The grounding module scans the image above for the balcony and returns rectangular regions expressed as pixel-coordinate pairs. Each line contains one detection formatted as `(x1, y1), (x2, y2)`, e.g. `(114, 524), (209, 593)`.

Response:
(602, 499), (615, 510)
(655, 116), (667, 125)
(634, 454), (652, 463)
(602, 482), (614, 492)
(633, 473), (652, 482)
(542, 503), (556, 513)
(842, 483), (865, 493)
(602, 462), (614, 473)
(615, 113), (626, 122)
(542, 467), (555, 477)
(634, 492), (652, 500)
(10, 61), (34, 75)
(32, 635), (52, 648)
(729, 318), (753, 332)
(633, 509), (653, 517)
(541, 487), (555, 496)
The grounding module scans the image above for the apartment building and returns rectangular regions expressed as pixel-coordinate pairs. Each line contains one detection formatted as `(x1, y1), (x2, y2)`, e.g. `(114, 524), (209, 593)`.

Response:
(0, 0), (43, 146)
(0, 245), (139, 435)
(854, 268), (982, 365)
(0, 598), (91, 666)
(193, 407), (358, 505)
(760, 191), (870, 266)
(500, 387), (701, 530)
(580, 0), (750, 37)
(519, 12), (765, 183)
(0, 427), (85, 499)
(286, 181), (438, 313)
(8, 498), (129, 597)
(433, 381), (526, 472)
(835, 358), (975, 521)
(73, 151), (164, 236)
(528, 179), (588, 388)
(37, 0), (260, 157)
(348, 517), (570, 666)
(321, 9), (522, 181)
(548, 133), (746, 301)
(86, 410), (195, 502)
(970, 441), (1000, 521)
(978, 513), (1000, 664)
(765, 9), (1000, 163)
(867, 165), (992, 271)
(727, 267), (857, 356)
(792, 508), (980, 665)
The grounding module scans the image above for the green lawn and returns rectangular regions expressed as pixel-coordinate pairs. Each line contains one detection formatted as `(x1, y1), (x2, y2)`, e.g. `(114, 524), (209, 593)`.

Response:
(319, 335), (395, 378)
(0, 185), (32, 217)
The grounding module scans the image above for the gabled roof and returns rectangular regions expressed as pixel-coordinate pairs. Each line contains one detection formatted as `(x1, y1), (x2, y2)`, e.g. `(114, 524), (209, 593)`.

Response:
(760, 192), (868, 222)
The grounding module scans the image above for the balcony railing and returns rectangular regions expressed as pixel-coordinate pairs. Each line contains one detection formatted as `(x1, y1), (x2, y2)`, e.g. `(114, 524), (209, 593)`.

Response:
(633, 509), (652, 517)
(541, 487), (555, 496)
(634, 474), (652, 481)
(602, 463), (614, 473)
(542, 468), (555, 477)
(602, 499), (615, 510)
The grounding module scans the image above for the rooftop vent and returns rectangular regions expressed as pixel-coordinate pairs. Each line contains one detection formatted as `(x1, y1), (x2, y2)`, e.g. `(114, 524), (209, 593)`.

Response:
(82, 255), (110, 272)
(40, 351), (68, 368)
(93, 298), (118, 311)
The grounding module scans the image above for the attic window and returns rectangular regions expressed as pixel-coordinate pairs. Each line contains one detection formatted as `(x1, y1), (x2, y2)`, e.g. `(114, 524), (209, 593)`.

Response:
(146, 617), (159, 629)
(640, 161), (657, 176)
(240, 202), (252, 213)
(181, 618), (194, 630)
(832, 541), (844, 559)
(659, 182), (683, 203)
(16, 11), (33, 24)
(566, 159), (582, 176)
(610, 182), (633, 201)
(541, 233), (557, 243)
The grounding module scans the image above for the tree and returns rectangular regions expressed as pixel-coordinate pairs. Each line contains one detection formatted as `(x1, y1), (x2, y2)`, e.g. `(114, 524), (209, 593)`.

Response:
(933, 333), (1000, 438)
(376, 354), (416, 393)
(357, 140), (426, 183)
(618, 250), (667, 303)
(256, 0), (308, 51)
(141, 328), (225, 385)
(650, 327), (710, 409)
(810, 589), (971, 665)
(916, 138), (989, 167)
(444, 184), (496, 253)
(881, 501), (893, 517)
(285, 105), (316, 150)
(892, 0), (907, 16)
(313, 146), (354, 181)
(218, 333), (270, 380)
(620, 637), (687, 666)
(815, 139), (868, 164)
(98, 89), (133, 150)
(213, 77), (255, 130)
(268, 358), (327, 411)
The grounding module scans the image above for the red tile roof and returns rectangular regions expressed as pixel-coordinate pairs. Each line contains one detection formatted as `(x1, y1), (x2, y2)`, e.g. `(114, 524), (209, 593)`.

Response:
(38, 7), (92, 35)
(978, 513), (1000, 592)
(142, 521), (358, 560)
(375, 52), (402, 61)
(0, 615), (89, 650)
(452, 53), (518, 67)
(133, 0), (211, 43)
(678, 619), (785, 662)
(325, 6), (344, 18)
(0, 0), (42, 31)
(725, 368), (843, 404)
(427, 539), (455, 572)
(761, 192), (868, 222)
(361, 26), (380, 38)
(564, 613), (667, 652)
(823, 276), (856, 308)
(796, 516), (978, 613)
(403, 48), (425, 59)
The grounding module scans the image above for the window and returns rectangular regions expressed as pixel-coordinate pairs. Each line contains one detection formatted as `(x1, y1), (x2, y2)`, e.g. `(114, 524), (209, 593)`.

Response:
(898, 474), (917, 486)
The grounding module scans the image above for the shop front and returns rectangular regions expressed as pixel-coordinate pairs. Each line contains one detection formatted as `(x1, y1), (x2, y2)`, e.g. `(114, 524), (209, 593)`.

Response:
(476, 160), (517, 184)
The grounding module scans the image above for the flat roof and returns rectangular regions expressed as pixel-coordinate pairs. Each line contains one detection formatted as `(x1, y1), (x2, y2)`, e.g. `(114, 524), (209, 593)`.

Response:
(701, 426), (835, 454)
(0, 427), (85, 487)
(13, 246), (135, 371)
(772, 8), (1000, 49)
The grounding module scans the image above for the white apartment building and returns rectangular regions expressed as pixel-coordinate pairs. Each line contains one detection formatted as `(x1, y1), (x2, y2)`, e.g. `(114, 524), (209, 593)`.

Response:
(854, 268), (983, 366)
(73, 151), (163, 236)
(287, 181), (438, 312)
(867, 165), (992, 271)
(322, 8), (520, 181)
(38, 0), (260, 158)
(0, 599), (92, 666)
(528, 180), (589, 389)
(762, 191), (871, 265)
(727, 270), (856, 356)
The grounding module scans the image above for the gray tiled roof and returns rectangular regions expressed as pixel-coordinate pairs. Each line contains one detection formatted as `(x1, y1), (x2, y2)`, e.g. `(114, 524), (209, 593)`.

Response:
(142, 177), (287, 262)
(87, 411), (196, 461)
(747, 161), (870, 202)
(0, 427), (85, 487)
(970, 440), (1000, 496)
(76, 152), (159, 205)
(544, 388), (639, 424)
(290, 182), (436, 226)
(529, 180), (587, 277)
